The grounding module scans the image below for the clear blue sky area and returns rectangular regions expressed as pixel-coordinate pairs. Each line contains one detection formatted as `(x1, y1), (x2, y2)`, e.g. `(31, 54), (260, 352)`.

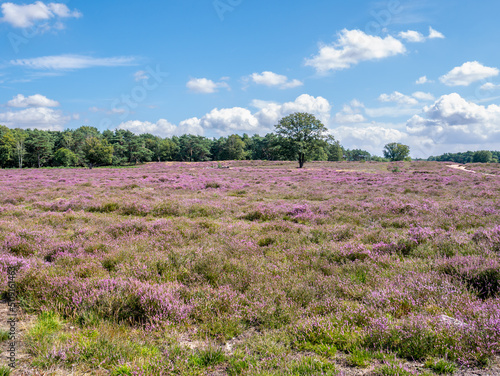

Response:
(1, 0), (499, 157)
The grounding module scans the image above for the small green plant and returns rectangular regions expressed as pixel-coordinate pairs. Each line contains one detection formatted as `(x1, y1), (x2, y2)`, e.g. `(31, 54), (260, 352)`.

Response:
(189, 346), (226, 368)
(374, 362), (414, 376)
(0, 365), (11, 376)
(346, 348), (373, 367)
(111, 364), (133, 376)
(0, 329), (10, 342)
(424, 358), (456, 374)
(290, 357), (337, 375)
(258, 237), (276, 247)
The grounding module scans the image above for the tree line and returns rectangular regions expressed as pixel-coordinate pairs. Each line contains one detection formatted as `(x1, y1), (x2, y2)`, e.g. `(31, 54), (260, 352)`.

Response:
(428, 150), (500, 164)
(4, 110), (494, 169)
(0, 124), (351, 169)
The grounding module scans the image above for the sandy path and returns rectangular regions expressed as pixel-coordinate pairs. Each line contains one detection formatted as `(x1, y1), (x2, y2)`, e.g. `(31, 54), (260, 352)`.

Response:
(448, 164), (496, 176)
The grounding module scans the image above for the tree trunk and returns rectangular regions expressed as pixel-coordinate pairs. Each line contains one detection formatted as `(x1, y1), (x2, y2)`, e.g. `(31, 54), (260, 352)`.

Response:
(37, 152), (41, 168)
(298, 153), (305, 168)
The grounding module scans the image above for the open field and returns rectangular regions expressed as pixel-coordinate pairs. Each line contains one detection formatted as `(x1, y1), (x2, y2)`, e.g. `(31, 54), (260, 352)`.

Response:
(0, 160), (499, 375)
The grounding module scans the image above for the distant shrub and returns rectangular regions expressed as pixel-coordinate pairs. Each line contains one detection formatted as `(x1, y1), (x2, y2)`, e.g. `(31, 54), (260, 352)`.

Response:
(88, 202), (120, 213)
(205, 182), (221, 189)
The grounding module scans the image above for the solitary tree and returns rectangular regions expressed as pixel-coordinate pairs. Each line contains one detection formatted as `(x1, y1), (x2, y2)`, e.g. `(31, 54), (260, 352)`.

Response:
(274, 112), (328, 168)
(383, 143), (410, 161)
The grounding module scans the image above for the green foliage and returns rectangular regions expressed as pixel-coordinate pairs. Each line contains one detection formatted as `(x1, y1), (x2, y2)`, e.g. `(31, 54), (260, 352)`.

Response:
(0, 366), (11, 376)
(424, 358), (456, 374)
(189, 346), (226, 368)
(383, 143), (410, 161)
(53, 148), (78, 167)
(274, 112), (329, 168)
(346, 348), (373, 367)
(0, 328), (10, 341)
(82, 136), (114, 167)
(472, 150), (493, 163)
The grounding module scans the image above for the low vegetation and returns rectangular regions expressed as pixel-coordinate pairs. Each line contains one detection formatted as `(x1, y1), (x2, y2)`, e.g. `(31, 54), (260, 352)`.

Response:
(0, 160), (499, 375)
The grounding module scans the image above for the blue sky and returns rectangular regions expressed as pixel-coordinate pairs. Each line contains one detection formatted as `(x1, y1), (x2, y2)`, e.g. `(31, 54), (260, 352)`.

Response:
(1, 0), (499, 157)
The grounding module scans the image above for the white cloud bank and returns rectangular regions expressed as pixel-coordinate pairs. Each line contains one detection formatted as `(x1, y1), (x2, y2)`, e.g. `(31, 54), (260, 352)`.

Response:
(0, 1), (81, 28)
(186, 78), (230, 94)
(118, 94), (332, 138)
(305, 29), (406, 73)
(7, 94), (59, 108)
(11, 54), (138, 70)
(250, 71), (303, 89)
(440, 61), (499, 87)
(406, 93), (500, 145)
(0, 94), (72, 131)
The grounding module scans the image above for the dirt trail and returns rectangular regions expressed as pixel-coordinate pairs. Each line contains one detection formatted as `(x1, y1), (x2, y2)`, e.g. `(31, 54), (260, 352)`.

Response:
(448, 164), (496, 176)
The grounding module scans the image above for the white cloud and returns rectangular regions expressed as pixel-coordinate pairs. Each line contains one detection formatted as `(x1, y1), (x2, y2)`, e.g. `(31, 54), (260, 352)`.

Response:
(406, 93), (500, 144)
(365, 106), (422, 118)
(11, 54), (138, 70)
(334, 100), (366, 124)
(0, 107), (69, 130)
(117, 118), (204, 138)
(439, 61), (499, 86)
(412, 91), (435, 101)
(186, 78), (230, 94)
(250, 71), (303, 89)
(480, 82), (500, 91)
(134, 70), (148, 82)
(332, 125), (407, 154)
(305, 29), (406, 73)
(119, 94), (333, 138)
(0, 1), (81, 28)
(199, 107), (261, 135)
(416, 76), (432, 84)
(428, 27), (445, 39)
(379, 91), (419, 105)
(399, 27), (444, 43)
(399, 30), (425, 43)
(7, 94), (59, 108)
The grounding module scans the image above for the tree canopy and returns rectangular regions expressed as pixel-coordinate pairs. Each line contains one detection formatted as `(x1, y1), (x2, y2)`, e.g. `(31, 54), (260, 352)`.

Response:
(274, 112), (329, 168)
(383, 143), (411, 161)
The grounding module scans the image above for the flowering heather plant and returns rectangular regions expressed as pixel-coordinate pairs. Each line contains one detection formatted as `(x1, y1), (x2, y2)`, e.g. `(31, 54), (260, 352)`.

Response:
(0, 160), (499, 374)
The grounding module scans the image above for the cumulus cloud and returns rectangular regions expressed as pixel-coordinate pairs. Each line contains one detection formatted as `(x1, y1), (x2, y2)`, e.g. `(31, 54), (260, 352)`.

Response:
(11, 54), (138, 70)
(332, 125), (407, 154)
(440, 61), (499, 87)
(7, 94), (59, 108)
(117, 94), (332, 138)
(250, 71), (303, 89)
(117, 118), (204, 138)
(0, 1), (81, 28)
(305, 29), (406, 73)
(334, 100), (366, 124)
(379, 91), (419, 105)
(186, 78), (230, 94)
(0, 107), (69, 130)
(416, 76), (428, 84)
(480, 82), (500, 91)
(398, 30), (425, 43)
(411, 91), (435, 101)
(406, 93), (500, 144)
(399, 27), (444, 43)
(428, 27), (445, 39)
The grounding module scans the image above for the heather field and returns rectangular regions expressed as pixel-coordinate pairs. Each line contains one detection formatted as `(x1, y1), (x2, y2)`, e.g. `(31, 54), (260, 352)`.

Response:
(1, 161), (500, 376)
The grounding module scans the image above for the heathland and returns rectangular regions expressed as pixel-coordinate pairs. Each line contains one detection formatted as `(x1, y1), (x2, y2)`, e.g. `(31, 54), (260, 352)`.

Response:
(0, 161), (499, 375)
